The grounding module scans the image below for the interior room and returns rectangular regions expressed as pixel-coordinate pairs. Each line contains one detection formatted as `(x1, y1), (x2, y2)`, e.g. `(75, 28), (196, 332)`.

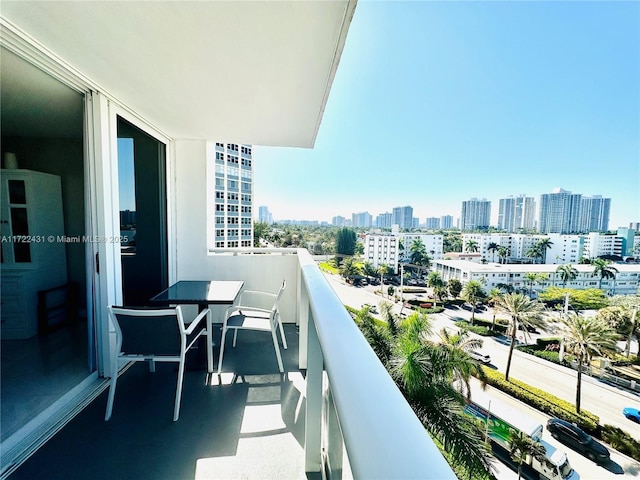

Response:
(0, 47), (93, 442)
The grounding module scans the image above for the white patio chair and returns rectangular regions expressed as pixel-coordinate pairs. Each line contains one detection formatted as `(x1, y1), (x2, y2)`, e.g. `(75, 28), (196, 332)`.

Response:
(217, 279), (287, 374)
(105, 305), (211, 422)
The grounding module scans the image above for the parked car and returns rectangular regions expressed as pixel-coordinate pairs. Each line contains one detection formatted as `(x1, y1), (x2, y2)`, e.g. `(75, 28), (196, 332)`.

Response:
(546, 418), (610, 464)
(469, 351), (491, 364)
(623, 407), (640, 423)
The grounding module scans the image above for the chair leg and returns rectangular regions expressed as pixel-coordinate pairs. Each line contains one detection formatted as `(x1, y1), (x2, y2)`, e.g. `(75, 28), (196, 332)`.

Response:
(278, 315), (288, 349)
(271, 327), (284, 373)
(232, 328), (238, 347)
(148, 359), (156, 372)
(217, 326), (228, 375)
(104, 364), (119, 421)
(174, 358), (185, 421)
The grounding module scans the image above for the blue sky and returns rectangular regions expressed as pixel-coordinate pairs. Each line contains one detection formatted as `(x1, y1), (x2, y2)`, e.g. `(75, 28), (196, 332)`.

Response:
(254, 1), (639, 228)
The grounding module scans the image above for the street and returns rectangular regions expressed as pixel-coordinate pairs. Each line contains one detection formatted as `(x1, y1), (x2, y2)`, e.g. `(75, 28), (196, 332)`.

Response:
(322, 272), (640, 478)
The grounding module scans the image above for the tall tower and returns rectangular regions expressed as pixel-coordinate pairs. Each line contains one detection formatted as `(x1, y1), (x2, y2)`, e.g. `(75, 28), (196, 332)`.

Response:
(498, 195), (536, 232)
(579, 196), (610, 232)
(460, 198), (491, 231)
(538, 188), (582, 234)
(208, 142), (253, 248)
(392, 205), (413, 230)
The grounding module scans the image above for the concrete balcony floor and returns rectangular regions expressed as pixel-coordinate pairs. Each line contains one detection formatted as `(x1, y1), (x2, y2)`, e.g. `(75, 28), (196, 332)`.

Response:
(9, 324), (315, 480)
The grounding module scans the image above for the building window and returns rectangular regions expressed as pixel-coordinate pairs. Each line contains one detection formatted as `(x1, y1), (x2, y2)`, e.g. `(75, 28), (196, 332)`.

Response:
(215, 178), (224, 188)
(216, 216), (224, 225)
(228, 180), (238, 189)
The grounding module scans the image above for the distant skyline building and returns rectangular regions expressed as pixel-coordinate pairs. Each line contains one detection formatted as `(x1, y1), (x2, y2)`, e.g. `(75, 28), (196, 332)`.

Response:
(352, 211), (372, 228)
(579, 195), (610, 232)
(460, 198), (491, 231)
(425, 217), (440, 229)
(332, 215), (346, 227)
(538, 188), (583, 234)
(376, 212), (392, 229)
(208, 142), (253, 248)
(441, 215), (453, 229)
(498, 194), (536, 232)
(258, 205), (273, 224)
(538, 188), (610, 234)
(392, 205), (413, 230)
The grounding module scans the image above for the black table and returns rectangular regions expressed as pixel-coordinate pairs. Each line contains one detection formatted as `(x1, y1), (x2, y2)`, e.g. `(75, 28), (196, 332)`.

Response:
(150, 280), (244, 372)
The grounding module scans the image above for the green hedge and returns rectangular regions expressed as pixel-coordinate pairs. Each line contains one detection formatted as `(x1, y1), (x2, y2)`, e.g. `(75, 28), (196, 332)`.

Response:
(479, 367), (600, 433)
(601, 424), (640, 461)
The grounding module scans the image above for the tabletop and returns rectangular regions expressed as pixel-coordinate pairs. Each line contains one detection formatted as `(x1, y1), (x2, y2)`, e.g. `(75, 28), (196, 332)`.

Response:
(150, 280), (244, 305)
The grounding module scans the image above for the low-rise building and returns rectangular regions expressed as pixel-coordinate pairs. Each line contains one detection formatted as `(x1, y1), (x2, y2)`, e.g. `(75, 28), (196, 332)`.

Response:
(432, 260), (640, 296)
(365, 234), (400, 273)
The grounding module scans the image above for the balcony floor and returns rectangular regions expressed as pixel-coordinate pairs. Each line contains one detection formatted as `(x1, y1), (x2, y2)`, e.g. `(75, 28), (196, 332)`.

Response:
(9, 324), (314, 480)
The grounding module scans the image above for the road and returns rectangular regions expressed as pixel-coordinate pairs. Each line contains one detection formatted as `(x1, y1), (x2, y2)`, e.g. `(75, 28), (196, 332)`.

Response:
(322, 272), (640, 477)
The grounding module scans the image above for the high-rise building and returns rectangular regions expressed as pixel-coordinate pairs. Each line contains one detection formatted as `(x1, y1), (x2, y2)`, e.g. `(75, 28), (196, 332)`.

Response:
(392, 205), (413, 230)
(208, 142), (253, 248)
(258, 206), (273, 224)
(498, 195), (536, 232)
(579, 196), (610, 232)
(538, 188), (583, 234)
(440, 215), (453, 229)
(332, 215), (346, 227)
(352, 211), (372, 228)
(425, 217), (440, 229)
(376, 212), (393, 229)
(538, 188), (610, 234)
(460, 198), (491, 231)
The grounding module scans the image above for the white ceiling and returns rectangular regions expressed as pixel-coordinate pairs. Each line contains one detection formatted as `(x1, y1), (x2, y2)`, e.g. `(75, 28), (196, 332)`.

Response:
(1, 1), (356, 147)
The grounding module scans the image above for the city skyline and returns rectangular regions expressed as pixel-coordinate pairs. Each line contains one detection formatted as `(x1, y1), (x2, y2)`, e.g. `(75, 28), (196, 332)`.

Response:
(254, 1), (639, 229)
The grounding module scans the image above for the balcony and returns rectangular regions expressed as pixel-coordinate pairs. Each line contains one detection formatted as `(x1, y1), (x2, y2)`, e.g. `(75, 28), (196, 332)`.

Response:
(6, 249), (454, 480)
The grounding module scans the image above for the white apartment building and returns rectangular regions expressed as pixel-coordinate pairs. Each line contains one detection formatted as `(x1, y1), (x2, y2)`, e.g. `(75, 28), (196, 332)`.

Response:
(432, 260), (640, 296)
(364, 234), (400, 273)
(497, 195), (536, 232)
(208, 142), (253, 248)
(460, 198), (491, 231)
(400, 234), (444, 261)
(583, 232), (624, 259)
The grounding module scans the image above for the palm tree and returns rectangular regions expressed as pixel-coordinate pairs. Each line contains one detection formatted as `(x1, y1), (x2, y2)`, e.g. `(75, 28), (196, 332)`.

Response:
(523, 272), (538, 298)
(465, 240), (479, 253)
(590, 258), (618, 290)
(362, 261), (377, 284)
(339, 257), (360, 282)
(536, 238), (554, 264)
(487, 242), (499, 263)
(525, 244), (542, 264)
(360, 311), (495, 477)
(497, 246), (510, 264)
(427, 271), (446, 306)
(437, 327), (487, 399)
(495, 293), (547, 381)
(409, 238), (427, 266)
(487, 288), (504, 331)
(377, 263), (390, 297)
(559, 313), (617, 413)
(608, 293), (640, 356)
(556, 264), (578, 287)
(509, 431), (546, 480)
(462, 280), (485, 324)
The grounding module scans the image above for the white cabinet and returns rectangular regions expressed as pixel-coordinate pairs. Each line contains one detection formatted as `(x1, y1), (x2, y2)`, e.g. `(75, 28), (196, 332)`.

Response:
(0, 169), (67, 339)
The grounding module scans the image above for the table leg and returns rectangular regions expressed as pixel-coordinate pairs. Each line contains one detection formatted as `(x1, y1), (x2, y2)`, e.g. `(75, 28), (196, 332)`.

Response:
(199, 303), (214, 373)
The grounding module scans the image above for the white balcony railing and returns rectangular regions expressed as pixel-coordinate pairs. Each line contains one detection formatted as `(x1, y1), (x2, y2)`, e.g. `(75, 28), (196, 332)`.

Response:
(208, 247), (455, 479)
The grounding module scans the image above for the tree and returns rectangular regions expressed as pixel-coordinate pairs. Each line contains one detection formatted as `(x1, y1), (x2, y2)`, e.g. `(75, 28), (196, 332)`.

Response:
(537, 238), (553, 264)
(538, 287), (608, 311)
(495, 293), (547, 381)
(590, 258), (618, 290)
(377, 263), (390, 297)
(487, 242), (499, 263)
(608, 293), (640, 356)
(523, 272), (538, 298)
(559, 313), (617, 412)
(335, 228), (356, 256)
(409, 238), (427, 265)
(339, 257), (361, 282)
(448, 278), (463, 299)
(509, 431), (546, 480)
(461, 280), (485, 324)
(487, 288), (504, 331)
(556, 264), (578, 287)
(362, 262), (377, 283)
(497, 246), (510, 264)
(465, 240), (479, 253)
(525, 244), (542, 264)
(253, 221), (270, 246)
(356, 311), (495, 477)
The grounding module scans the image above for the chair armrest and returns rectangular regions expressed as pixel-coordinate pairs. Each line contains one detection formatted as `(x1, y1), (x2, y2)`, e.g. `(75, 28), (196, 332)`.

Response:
(226, 305), (271, 317)
(185, 308), (210, 335)
(238, 290), (276, 304)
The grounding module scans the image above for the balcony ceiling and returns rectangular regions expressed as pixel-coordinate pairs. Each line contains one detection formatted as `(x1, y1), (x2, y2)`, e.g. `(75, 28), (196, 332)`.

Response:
(1, 1), (356, 147)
